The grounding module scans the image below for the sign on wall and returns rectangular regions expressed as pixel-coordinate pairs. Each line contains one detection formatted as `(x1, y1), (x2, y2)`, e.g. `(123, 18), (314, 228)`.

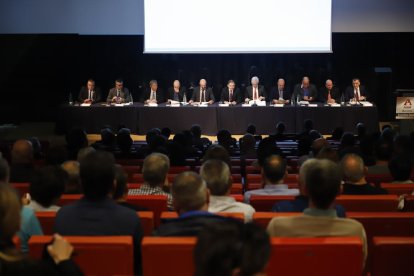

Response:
(396, 97), (414, 119)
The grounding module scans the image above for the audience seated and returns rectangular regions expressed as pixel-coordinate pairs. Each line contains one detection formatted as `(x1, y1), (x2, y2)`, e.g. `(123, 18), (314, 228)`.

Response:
(270, 122), (288, 141)
(44, 145), (68, 166)
(246, 124), (262, 141)
(65, 127), (88, 161)
(368, 140), (392, 174)
(155, 172), (232, 236)
(267, 159), (367, 264)
(61, 161), (82, 194)
(217, 129), (237, 155)
(9, 139), (34, 183)
(115, 128), (134, 158)
(53, 151), (143, 274)
(128, 153), (173, 210)
(200, 160), (255, 222)
(315, 146), (339, 163)
(388, 155), (413, 183)
(327, 127), (344, 141)
(28, 166), (67, 212)
(76, 146), (95, 163)
(244, 155), (299, 203)
(0, 184), (82, 276)
(338, 132), (362, 158)
(272, 159), (346, 217)
(113, 165), (146, 211)
(239, 133), (257, 160)
(341, 154), (388, 195)
(202, 144), (231, 166)
(190, 124), (211, 151)
(92, 128), (116, 152)
(296, 119), (314, 140)
(194, 220), (270, 276)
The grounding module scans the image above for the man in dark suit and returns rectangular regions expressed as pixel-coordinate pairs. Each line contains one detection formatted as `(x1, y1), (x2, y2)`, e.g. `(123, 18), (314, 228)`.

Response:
(189, 79), (215, 104)
(142, 79), (165, 104)
(319, 79), (341, 104)
(106, 79), (131, 103)
(167, 80), (186, 102)
(78, 79), (102, 103)
(220, 80), (242, 105)
(245, 76), (266, 102)
(344, 78), (368, 102)
(293, 76), (318, 102)
(269, 78), (291, 104)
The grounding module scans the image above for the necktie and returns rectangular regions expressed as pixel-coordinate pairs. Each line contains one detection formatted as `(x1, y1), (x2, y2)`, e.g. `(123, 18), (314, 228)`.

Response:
(88, 90), (91, 100)
(200, 90), (205, 103)
(254, 88), (257, 100)
(117, 90), (120, 97)
(229, 90), (233, 102)
(279, 90), (283, 99)
(355, 89), (359, 101)
(327, 90), (332, 101)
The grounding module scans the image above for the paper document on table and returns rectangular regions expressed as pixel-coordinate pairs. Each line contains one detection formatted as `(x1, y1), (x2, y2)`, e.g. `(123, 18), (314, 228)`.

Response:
(219, 103), (229, 107)
(299, 101), (309, 105)
(147, 103), (158, 107)
(80, 103), (91, 107)
(274, 104), (284, 107)
(361, 102), (373, 107)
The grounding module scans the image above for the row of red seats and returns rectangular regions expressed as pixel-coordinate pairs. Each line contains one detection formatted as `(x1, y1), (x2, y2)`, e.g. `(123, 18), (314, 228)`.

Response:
(27, 235), (414, 276)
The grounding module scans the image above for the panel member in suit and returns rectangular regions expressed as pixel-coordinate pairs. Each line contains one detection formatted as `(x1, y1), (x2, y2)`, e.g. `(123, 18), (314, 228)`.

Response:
(345, 78), (368, 102)
(142, 80), (165, 104)
(293, 76), (318, 102)
(269, 78), (291, 104)
(78, 79), (102, 103)
(245, 76), (266, 102)
(319, 79), (341, 104)
(167, 80), (186, 102)
(220, 80), (241, 105)
(107, 79), (131, 103)
(189, 79), (215, 104)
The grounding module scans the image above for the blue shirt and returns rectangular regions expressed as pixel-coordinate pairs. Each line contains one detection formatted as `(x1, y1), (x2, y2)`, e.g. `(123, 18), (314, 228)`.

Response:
(18, 206), (43, 253)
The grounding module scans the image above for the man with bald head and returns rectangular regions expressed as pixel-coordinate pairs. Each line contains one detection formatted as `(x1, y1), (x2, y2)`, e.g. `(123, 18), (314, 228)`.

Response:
(167, 80), (186, 102)
(245, 76), (266, 102)
(319, 79), (341, 104)
(189, 79), (215, 104)
(270, 78), (291, 104)
(293, 76), (318, 102)
(10, 139), (35, 182)
(341, 154), (387, 195)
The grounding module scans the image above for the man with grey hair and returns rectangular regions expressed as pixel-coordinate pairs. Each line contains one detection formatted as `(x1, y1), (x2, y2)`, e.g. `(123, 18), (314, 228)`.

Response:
(319, 79), (341, 104)
(167, 80), (186, 102)
(128, 153), (173, 209)
(293, 76), (318, 102)
(189, 79), (215, 104)
(155, 171), (233, 236)
(9, 139), (34, 183)
(341, 154), (387, 195)
(142, 79), (165, 104)
(245, 76), (266, 102)
(270, 78), (291, 104)
(107, 78), (131, 103)
(267, 158), (367, 265)
(200, 160), (255, 222)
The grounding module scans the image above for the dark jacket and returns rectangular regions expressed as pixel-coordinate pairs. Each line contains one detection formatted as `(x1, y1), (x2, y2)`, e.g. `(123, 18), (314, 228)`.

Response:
(342, 183), (388, 195)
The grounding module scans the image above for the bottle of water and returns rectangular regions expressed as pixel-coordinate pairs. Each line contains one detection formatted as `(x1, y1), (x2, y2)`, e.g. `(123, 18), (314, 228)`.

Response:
(296, 94), (300, 105)
(182, 92), (187, 105)
(130, 93), (134, 105)
(340, 93), (345, 106)
(68, 92), (73, 106)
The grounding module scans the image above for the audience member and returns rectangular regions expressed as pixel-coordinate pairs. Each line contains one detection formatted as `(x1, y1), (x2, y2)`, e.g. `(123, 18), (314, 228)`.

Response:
(388, 155), (413, 183)
(76, 146), (95, 163)
(203, 144), (231, 167)
(316, 147), (339, 163)
(368, 140), (392, 174)
(61, 161), (82, 194)
(239, 133), (257, 159)
(113, 165), (146, 211)
(44, 145), (68, 166)
(65, 127), (88, 160)
(9, 139), (34, 183)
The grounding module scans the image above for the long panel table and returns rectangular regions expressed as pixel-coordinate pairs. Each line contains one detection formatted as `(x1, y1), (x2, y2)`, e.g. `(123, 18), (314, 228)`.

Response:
(56, 103), (379, 135)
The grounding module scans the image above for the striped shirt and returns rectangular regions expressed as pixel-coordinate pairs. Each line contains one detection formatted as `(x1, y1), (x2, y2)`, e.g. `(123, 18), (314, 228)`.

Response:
(128, 184), (173, 210)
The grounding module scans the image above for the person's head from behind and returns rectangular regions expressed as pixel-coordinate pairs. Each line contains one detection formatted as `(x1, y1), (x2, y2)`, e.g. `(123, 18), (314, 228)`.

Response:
(61, 161), (82, 194)
(161, 127), (172, 140)
(316, 147), (339, 163)
(0, 157), (10, 183)
(276, 122), (285, 134)
(246, 124), (256, 135)
(340, 154), (366, 184)
(191, 124), (202, 139)
(30, 166), (67, 208)
(80, 151), (115, 200)
(194, 221), (271, 276)
(257, 138), (281, 167)
(331, 127), (344, 140)
(203, 144), (231, 167)
(388, 155), (413, 182)
(311, 138), (328, 156)
(65, 127), (88, 150)
(0, 185), (21, 245)
(200, 160), (232, 196)
(217, 129), (233, 147)
(146, 128), (161, 144)
(340, 132), (356, 148)
(77, 146), (95, 163)
(298, 159), (318, 195)
(393, 135), (413, 156)
(45, 145), (68, 165)
(262, 155), (287, 186)
(101, 128), (115, 147)
(374, 140), (393, 162)
(297, 137), (312, 157)
(305, 159), (342, 210)
(113, 164), (128, 201)
(172, 172), (208, 214)
(240, 133), (255, 153)
(142, 153), (170, 187)
(11, 139), (33, 165)
(303, 119), (313, 132)
(117, 128), (133, 153)
(356, 123), (366, 137)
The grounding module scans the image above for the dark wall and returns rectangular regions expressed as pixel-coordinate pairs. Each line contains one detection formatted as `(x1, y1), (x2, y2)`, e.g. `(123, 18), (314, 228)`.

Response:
(1, 33), (413, 124)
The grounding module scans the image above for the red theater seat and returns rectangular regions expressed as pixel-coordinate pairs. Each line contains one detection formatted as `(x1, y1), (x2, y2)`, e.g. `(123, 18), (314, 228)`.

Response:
(380, 183), (414, 195)
(127, 195), (168, 226)
(10, 182), (30, 197)
(246, 174), (298, 190)
(29, 236), (134, 276)
(335, 195), (399, 212)
(250, 195), (296, 211)
(371, 237), (414, 276)
(253, 212), (301, 228)
(366, 174), (393, 186)
(230, 183), (243, 194)
(160, 212), (244, 221)
(58, 194), (82, 206)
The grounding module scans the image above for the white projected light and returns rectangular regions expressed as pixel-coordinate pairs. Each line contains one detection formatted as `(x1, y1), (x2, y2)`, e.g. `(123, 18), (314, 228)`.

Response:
(144, 0), (332, 53)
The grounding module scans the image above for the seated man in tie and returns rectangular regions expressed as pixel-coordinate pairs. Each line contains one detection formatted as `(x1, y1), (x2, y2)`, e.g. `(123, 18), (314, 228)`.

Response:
(78, 79), (102, 104)
(142, 79), (165, 104)
(319, 79), (341, 104)
(106, 79), (131, 103)
(293, 76), (318, 102)
(345, 78), (368, 102)
(220, 80), (241, 105)
(269, 78), (291, 104)
(167, 80), (186, 103)
(245, 76), (266, 102)
(189, 79), (215, 104)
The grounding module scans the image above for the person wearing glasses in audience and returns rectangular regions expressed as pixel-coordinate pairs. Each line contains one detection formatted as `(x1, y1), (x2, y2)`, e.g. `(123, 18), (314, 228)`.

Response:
(78, 79), (102, 104)
(107, 79), (131, 104)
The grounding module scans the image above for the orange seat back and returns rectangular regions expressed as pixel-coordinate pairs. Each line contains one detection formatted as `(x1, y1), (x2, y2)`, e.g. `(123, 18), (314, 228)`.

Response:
(366, 174), (393, 186)
(127, 195), (168, 226)
(58, 194), (82, 206)
(29, 235), (134, 276)
(371, 237), (414, 276)
(137, 211), (154, 236)
(246, 174), (298, 190)
(10, 182), (30, 197)
(380, 183), (414, 195)
(230, 194), (244, 202)
(335, 195), (398, 212)
(142, 237), (196, 276)
(160, 212), (244, 221)
(230, 183), (243, 194)
(268, 237), (363, 276)
(253, 212), (301, 228)
(250, 195), (296, 211)
(35, 212), (56, 235)
(121, 165), (141, 182)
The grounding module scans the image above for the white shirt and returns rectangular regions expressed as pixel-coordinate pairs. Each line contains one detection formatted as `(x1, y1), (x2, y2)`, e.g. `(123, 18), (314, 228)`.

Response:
(244, 184), (300, 203)
(208, 195), (255, 222)
(150, 90), (156, 101)
(28, 200), (60, 212)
